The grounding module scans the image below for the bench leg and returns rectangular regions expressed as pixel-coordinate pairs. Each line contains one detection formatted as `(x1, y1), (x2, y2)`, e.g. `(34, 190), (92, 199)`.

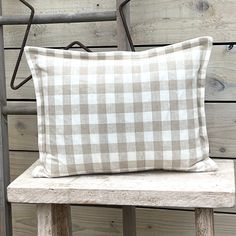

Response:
(37, 204), (72, 236)
(195, 208), (214, 236)
(123, 206), (136, 236)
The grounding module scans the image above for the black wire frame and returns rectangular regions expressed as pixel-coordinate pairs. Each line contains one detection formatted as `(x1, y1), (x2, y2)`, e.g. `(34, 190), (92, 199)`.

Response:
(10, 0), (93, 90)
(10, 0), (34, 90)
(10, 0), (134, 90)
(119, 0), (135, 51)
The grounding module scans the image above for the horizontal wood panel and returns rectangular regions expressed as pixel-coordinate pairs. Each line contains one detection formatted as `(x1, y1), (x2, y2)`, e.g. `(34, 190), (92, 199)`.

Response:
(206, 45), (236, 101)
(2, 0), (115, 15)
(3, 0), (236, 48)
(11, 204), (236, 236)
(206, 103), (236, 157)
(9, 114), (37, 151)
(9, 151), (38, 181)
(7, 103), (236, 158)
(5, 45), (236, 101)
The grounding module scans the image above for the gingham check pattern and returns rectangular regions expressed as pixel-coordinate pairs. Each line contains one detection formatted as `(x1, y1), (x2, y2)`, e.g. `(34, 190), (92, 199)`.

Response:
(25, 36), (217, 177)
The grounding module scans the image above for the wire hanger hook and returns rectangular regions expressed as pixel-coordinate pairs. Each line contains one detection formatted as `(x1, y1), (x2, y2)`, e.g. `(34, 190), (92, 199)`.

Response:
(10, 0), (92, 90)
(11, 0), (133, 90)
(10, 0), (35, 90)
(119, 0), (135, 51)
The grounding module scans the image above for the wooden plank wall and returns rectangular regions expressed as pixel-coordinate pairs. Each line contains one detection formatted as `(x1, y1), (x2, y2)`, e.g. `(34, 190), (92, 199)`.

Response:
(3, 0), (236, 235)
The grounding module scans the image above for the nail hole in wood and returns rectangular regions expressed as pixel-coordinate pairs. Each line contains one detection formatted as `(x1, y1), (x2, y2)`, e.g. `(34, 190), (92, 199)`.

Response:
(196, 1), (210, 12)
(219, 147), (226, 153)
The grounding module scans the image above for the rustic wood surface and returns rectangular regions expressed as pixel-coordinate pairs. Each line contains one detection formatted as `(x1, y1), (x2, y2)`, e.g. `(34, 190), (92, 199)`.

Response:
(195, 208), (214, 236)
(8, 151), (236, 213)
(122, 206), (136, 236)
(3, 0), (236, 47)
(37, 204), (71, 236)
(7, 160), (235, 208)
(9, 151), (38, 181)
(10, 205), (236, 236)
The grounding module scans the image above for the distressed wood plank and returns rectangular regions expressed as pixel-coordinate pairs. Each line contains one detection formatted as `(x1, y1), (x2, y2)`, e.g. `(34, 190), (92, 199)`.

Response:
(123, 206), (136, 236)
(8, 113), (38, 151)
(5, 50), (35, 100)
(7, 160), (235, 208)
(7, 153), (236, 234)
(5, 45), (236, 100)
(195, 208), (214, 236)
(2, 0), (115, 15)
(9, 151), (38, 181)
(37, 204), (71, 236)
(3, 0), (236, 48)
(8, 103), (236, 158)
(8, 151), (236, 213)
(206, 45), (236, 101)
(10, 205), (236, 236)
(206, 103), (236, 158)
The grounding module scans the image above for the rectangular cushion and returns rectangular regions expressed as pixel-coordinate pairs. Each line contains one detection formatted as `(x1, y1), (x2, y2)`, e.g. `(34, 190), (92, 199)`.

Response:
(25, 36), (217, 177)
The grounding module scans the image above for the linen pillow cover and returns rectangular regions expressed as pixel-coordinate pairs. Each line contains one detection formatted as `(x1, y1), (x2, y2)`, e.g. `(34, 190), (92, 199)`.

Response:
(25, 36), (217, 177)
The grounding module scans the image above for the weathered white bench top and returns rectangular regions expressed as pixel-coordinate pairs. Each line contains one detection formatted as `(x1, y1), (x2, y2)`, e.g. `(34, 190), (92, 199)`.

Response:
(7, 160), (235, 208)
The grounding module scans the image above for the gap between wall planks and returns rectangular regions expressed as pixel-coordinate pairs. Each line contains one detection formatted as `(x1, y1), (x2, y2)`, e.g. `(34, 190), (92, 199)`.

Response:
(4, 0), (236, 235)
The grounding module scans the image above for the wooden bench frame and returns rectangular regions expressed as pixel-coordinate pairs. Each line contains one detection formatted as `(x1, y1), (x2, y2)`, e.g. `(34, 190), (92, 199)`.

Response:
(0, 1), (235, 236)
(7, 160), (235, 236)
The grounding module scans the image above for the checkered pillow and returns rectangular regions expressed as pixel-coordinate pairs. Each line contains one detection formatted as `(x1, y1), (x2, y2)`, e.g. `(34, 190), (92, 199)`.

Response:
(25, 36), (217, 177)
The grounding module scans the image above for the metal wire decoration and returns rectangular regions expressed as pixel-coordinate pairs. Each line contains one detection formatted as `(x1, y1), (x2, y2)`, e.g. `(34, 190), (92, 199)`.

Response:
(119, 0), (135, 51)
(10, 0), (34, 90)
(11, 0), (134, 90)
(10, 0), (93, 90)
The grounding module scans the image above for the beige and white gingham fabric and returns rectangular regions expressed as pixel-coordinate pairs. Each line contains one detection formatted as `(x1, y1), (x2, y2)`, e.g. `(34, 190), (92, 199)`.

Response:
(25, 36), (217, 177)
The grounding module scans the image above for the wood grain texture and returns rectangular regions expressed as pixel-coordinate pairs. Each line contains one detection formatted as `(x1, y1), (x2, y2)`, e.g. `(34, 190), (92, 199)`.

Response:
(195, 208), (214, 236)
(8, 152), (236, 214)
(10, 205), (236, 236)
(7, 103), (236, 158)
(8, 113), (38, 151)
(206, 45), (236, 101)
(37, 204), (71, 236)
(3, 0), (236, 47)
(2, 0), (115, 15)
(7, 152), (236, 236)
(9, 151), (38, 181)
(123, 206), (136, 236)
(7, 160), (235, 208)
(205, 103), (236, 158)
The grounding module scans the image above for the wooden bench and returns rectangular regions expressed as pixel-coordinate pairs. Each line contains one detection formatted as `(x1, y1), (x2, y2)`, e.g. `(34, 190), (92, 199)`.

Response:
(7, 159), (235, 236)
